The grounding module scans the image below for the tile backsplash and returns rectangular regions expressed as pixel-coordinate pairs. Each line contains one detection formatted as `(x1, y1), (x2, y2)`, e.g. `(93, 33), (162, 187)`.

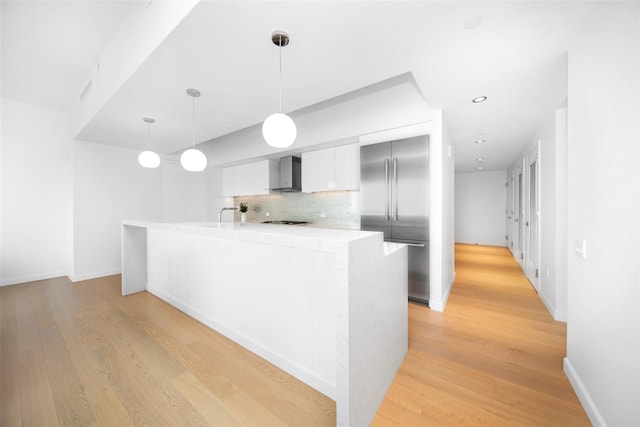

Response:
(234, 191), (360, 227)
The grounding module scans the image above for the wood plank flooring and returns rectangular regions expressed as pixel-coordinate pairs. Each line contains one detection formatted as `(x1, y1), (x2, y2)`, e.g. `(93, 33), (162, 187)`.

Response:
(1, 274), (335, 426)
(1, 244), (589, 426)
(372, 244), (590, 426)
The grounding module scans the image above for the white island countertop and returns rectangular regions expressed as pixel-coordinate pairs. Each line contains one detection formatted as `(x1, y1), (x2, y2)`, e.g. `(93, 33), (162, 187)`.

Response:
(122, 219), (408, 426)
(125, 219), (382, 243)
(123, 219), (406, 256)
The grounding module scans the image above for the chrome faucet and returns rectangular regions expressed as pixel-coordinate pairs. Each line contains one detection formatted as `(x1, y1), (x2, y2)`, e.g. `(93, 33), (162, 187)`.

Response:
(218, 206), (238, 222)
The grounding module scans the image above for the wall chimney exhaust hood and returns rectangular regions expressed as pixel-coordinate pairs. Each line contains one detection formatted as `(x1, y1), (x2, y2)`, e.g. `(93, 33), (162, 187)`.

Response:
(272, 156), (301, 192)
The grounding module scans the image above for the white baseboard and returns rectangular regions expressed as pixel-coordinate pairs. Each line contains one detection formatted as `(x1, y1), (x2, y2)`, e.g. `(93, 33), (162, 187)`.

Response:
(554, 308), (567, 322)
(69, 268), (121, 282)
(429, 272), (456, 312)
(564, 357), (607, 427)
(0, 270), (69, 287)
(539, 291), (567, 322)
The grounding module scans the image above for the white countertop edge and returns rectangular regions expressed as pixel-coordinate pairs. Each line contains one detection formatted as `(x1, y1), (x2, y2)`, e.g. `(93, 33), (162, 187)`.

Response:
(383, 241), (408, 256)
(123, 220), (384, 252)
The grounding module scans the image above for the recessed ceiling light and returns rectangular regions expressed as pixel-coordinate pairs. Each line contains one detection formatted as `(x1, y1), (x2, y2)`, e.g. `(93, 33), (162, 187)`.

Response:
(475, 139), (485, 144)
(472, 96), (487, 103)
(477, 158), (484, 162)
(477, 166), (483, 170)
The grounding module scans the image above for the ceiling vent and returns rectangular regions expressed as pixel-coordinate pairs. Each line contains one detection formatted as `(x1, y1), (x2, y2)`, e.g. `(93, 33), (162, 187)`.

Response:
(80, 80), (93, 102)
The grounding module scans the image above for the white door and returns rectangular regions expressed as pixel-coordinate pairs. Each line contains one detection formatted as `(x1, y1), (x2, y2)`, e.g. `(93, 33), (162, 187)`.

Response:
(506, 171), (515, 255)
(524, 146), (540, 290)
(514, 164), (524, 268)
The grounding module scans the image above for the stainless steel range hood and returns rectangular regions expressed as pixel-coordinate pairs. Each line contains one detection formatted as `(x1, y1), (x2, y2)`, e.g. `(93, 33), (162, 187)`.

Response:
(271, 156), (301, 192)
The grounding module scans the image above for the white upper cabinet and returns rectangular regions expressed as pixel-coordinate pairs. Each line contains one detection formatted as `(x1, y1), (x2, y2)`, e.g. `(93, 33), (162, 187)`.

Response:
(223, 159), (279, 197)
(301, 151), (318, 193)
(317, 149), (336, 191)
(335, 144), (360, 190)
(302, 144), (360, 193)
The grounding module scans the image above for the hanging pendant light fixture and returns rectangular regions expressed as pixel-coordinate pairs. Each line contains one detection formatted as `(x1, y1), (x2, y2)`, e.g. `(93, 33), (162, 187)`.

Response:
(262, 30), (297, 148)
(180, 88), (207, 172)
(138, 117), (161, 168)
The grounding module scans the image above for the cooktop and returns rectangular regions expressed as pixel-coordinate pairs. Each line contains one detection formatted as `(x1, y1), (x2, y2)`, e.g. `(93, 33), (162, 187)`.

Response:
(261, 220), (309, 225)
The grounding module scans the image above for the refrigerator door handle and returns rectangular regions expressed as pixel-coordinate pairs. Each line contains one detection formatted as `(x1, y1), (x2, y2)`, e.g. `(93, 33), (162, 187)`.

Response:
(393, 157), (398, 221)
(385, 238), (427, 247)
(384, 158), (390, 221)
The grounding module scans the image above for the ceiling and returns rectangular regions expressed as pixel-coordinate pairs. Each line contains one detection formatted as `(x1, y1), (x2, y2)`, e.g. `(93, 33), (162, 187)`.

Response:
(1, 1), (595, 172)
(1, 0), (137, 111)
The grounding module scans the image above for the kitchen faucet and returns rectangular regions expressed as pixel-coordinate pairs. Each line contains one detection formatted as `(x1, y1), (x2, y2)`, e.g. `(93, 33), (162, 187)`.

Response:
(218, 206), (238, 222)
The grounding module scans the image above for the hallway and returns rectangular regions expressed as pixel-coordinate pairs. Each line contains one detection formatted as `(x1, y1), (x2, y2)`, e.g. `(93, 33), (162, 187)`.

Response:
(373, 244), (590, 425)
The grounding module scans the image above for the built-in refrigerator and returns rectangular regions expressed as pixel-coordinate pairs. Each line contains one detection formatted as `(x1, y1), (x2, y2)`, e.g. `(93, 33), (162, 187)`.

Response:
(360, 135), (429, 304)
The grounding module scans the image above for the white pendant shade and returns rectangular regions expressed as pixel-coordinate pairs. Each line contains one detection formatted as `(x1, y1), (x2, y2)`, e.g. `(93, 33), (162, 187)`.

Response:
(180, 148), (207, 172)
(138, 150), (161, 168)
(263, 31), (296, 149)
(262, 112), (297, 148)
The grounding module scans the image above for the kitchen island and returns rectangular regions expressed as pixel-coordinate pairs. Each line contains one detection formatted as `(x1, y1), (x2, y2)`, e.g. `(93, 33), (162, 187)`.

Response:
(121, 220), (407, 426)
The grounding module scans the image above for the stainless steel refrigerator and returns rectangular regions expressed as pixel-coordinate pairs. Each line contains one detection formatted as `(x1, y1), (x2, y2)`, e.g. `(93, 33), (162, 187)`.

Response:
(360, 135), (430, 304)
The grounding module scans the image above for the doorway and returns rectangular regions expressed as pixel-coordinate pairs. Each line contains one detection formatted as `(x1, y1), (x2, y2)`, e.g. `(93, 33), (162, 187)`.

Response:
(524, 145), (540, 290)
(514, 163), (524, 269)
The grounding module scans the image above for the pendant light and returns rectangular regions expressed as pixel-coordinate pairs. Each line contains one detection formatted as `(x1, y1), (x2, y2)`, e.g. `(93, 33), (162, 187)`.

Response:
(262, 30), (297, 148)
(138, 117), (161, 168)
(180, 88), (207, 172)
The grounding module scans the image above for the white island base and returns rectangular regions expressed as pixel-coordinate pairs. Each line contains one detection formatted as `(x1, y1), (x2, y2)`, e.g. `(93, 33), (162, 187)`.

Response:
(122, 220), (408, 426)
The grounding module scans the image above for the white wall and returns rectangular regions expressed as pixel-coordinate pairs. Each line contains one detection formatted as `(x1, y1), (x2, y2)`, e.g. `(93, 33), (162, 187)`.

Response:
(1, 98), (73, 286)
(441, 119), (456, 311)
(455, 171), (507, 247)
(565, 2), (639, 426)
(553, 107), (568, 322)
(428, 110), (455, 312)
(72, 140), (163, 281)
(508, 102), (568, 321)
(161, 161), (209, 221)
(72, 143), (214, 281)
(0, 100), (248, 287)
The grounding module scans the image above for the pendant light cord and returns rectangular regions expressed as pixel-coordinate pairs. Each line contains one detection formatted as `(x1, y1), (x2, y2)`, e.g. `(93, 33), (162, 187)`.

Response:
(147, 121), (151, 150)
(279, 33), (283, 114)
(192, 94), (196, 149)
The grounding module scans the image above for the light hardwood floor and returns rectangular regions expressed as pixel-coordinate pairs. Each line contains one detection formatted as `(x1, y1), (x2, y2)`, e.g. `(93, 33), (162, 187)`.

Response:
(372, 244), (589, 426)
(1, 274), (335, 426)
(1, 244), (589, 426)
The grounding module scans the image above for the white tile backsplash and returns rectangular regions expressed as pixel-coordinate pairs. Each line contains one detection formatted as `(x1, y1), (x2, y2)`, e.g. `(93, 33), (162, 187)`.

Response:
(234, 191), (360, 227)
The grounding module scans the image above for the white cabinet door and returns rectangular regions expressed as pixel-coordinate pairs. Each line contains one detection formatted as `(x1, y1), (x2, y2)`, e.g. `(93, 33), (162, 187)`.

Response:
(302, 151), (318, 193)
(222, 166), (236, 197)
(235, 163), (256, 196)
(335, 144), (360, 191)
(223, 160), (279, 196)
(254, 159), (279, 195)
(317, 149), (336, 191)
(302, 144), (360, 193)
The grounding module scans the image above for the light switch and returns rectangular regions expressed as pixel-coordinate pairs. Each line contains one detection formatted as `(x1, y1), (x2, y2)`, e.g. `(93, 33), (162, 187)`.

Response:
(574, 239), (587, 259)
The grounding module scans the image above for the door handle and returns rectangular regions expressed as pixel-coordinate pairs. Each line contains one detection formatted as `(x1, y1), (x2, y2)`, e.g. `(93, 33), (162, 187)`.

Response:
(384, 158), (390, 221)
(393, 157), (398, 221)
